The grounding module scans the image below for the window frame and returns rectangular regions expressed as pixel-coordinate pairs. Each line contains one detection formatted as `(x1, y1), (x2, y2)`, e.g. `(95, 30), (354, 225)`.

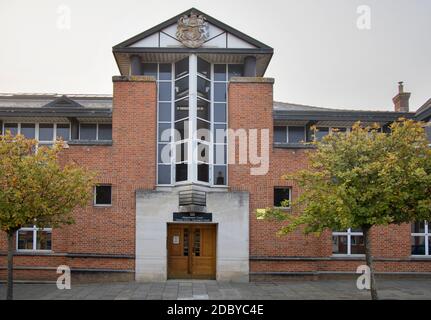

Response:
(411, 221), (431, 256)
(93, 185), (113, 207)
(273, 187), (292, 209)
(16, 225), (52, 252)
(332, 228), (365, 256)
(2, 122), (71, 147)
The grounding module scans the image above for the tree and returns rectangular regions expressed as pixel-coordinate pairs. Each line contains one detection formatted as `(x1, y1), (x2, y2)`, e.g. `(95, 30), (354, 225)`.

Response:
(257, 119), (431, 300)
(0, 132), (95, 300)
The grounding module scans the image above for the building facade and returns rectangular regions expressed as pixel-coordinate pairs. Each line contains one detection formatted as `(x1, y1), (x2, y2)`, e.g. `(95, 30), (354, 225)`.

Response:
(1, 8), (431, 282)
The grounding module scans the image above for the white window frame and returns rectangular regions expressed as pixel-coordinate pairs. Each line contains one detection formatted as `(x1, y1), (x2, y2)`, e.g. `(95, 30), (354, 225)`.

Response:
(332, 228), (364, 256)
(155, 55), (230, 187)
(2, 122), (71, 143)
(93, 185), (113, 207)
(273, 187), (292, 209)
(16, 225), (52, 252)
(411, 221), (430, 256)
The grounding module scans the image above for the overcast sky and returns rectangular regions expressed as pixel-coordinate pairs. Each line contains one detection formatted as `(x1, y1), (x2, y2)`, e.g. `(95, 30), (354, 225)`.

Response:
(0, 0), (430, 111)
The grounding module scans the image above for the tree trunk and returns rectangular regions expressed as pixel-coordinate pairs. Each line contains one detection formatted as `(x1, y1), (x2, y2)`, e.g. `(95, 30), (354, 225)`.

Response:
(6, 231), (15, 300)
(362, 226), (378, 300)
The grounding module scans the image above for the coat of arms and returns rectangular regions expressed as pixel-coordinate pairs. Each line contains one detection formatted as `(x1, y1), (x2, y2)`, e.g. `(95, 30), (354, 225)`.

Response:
(176, 12), (209, 48)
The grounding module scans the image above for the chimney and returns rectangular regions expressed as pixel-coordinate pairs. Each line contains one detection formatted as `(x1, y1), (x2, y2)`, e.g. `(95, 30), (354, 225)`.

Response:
(392, 81), (411, 113)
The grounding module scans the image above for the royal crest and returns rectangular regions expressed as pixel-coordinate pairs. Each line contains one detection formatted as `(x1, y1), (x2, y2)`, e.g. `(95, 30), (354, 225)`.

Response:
(176, 12), (209, 48)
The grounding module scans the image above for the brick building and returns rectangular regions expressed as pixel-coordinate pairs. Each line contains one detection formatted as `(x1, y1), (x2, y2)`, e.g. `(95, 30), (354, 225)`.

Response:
(1, 8), (431, 282)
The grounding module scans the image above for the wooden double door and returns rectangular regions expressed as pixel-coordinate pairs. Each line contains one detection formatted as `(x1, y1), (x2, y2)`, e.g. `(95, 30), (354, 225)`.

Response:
(167, 224), (216, 279)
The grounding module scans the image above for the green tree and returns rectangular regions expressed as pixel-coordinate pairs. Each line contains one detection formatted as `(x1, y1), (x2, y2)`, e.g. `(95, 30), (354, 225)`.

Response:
(0, 132), (95, 300)
(258, 119), (431, 300)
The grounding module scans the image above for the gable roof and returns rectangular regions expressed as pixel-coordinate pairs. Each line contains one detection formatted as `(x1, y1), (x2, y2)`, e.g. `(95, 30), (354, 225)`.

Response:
(42, 95), (84, 108)
(113, 7), (272, 50)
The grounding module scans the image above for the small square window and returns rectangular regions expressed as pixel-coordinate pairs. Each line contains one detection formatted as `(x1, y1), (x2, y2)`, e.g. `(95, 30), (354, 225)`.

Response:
(274, 187), (291, 208)
(94, 185), (112, 206)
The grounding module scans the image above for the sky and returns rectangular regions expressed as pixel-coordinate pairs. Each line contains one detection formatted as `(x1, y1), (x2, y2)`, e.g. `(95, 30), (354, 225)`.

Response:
(0, 0), (430, 112)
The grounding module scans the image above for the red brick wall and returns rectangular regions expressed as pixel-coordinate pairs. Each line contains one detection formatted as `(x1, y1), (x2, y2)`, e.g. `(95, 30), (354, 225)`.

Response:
(0, 76), (157, 280)
(228, 78), (431, 276)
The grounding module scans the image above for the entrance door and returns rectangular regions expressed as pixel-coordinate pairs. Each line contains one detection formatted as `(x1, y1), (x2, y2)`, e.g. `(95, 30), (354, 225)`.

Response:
(167, 224), (216, 279)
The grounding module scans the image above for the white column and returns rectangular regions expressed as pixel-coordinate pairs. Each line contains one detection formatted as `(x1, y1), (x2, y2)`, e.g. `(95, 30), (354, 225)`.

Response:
(188, 54), (197, 182)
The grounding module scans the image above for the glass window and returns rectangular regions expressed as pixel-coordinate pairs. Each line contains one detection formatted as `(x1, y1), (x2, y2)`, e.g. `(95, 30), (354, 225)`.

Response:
(17, 226), (52, 251)
(214, 83), (226, 102)
(158, 165), (171, 185)
(197, 98), (210, 121)
(4, 123), (18, 136)
(175, 76), (189, 100)
(39, 124), (54, 141)
(174, 120), (188, 141)
(159, 64), (172, 81)
(94, 185), (112, 206)
(175, 98), (189, 120)
(98, 124), (112, 140)
(159, 102), (172, 122)
(213, 166), (227, 185)
(288, 126), (306, 143)
(80, 124), (97, 140)
(228, 64), (243, 80)
(315, 127), (329, 141)
(214, 64), (226, 81)
(197, 119), (210, 133)
(332, 229), (365, 255)
(175, 57), (189, 79)
(214, 124), (227, 143)
(197, 57), (211, 79)
(159, 82), (172, 101)
(214, 103), (226, 123)
(21, 123), (36, 139)
(37, 231), (52, 250)
(158, 123), (172, 142)
(332, 235), (348, 255)
(198, 163), (209, 182)
(158, 143), (172, 164)
(176, 163), (188, 182)
(56, 124), (70, 141)
(142, 63), (157, 78)
(425, 125), (431, 143)
(175, 143), (188, 163)
(274, 126), (287, 143)
(274, 187), (291, 208)
(17, 230), (34, 250)
(197, 76), (211, 100)
(214, 144), (227, 164)
(411, 221), (430, 255)
(197, 142), (209, 163)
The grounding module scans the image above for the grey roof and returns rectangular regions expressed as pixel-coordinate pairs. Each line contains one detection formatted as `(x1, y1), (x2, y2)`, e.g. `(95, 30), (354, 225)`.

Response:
(273, 101), (416, 124)
(0, 93), (112, 109)
(415, 98), (431, 121)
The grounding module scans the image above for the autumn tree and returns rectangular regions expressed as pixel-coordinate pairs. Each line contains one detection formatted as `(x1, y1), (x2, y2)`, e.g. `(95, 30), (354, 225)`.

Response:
(258, 119), (431, 300)
(0, 132), (95, 300)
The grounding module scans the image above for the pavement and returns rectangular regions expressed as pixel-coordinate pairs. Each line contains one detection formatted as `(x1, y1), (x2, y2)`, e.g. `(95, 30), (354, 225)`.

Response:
(1, 279), (431, 300)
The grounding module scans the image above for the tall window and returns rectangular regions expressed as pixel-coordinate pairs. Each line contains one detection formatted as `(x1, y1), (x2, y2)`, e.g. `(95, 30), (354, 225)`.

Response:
(332, 228), (365, 255)
(411, 221), (431, 256)
(17, 225), (52, 251)
(151, 55), (242, 186)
